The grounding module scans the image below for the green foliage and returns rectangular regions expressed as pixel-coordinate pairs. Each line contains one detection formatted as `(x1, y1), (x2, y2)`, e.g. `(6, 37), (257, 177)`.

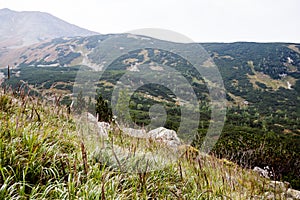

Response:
(0, 88), (297, 199)
(202, 42), (300, 79)
(0, 89), (79, 198)
(95, 92), (112, 122)
(1, 66), (81, 91)
(205, 124), (300, 189)
(57, 52), (81, 65)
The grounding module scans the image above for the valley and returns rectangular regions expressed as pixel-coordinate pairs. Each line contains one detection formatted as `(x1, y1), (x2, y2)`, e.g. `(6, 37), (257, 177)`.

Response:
(1, 34), (299, 191)
(0, 7), (299, 199)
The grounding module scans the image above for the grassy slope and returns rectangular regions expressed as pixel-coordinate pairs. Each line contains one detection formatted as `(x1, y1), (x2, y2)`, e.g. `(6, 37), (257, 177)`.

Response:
(0, 89), (288, 199)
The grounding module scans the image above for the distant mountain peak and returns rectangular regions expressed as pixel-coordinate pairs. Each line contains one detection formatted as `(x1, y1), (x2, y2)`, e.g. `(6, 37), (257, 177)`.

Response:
(0, 8), (13, 11)
(0, 8), (99, 49)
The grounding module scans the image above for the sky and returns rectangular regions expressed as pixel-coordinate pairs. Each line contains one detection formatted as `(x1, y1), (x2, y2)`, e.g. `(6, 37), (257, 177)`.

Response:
(0, 0), (299, 43)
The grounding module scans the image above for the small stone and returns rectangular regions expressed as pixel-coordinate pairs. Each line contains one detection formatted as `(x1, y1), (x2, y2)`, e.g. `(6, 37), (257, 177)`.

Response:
(253, 166), (269, 178)
(269, 181), (288, 192)
(287, 188), (300, 199)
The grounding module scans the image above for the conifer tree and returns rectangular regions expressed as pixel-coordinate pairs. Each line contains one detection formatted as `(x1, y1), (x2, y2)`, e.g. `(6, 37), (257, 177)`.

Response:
(95, 93), (112, 122)
(7, 65), (10, 80)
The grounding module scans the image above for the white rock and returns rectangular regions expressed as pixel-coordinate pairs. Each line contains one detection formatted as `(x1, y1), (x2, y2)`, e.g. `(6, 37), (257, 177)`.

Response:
(86, 112), (110, 137)
(148, 127), (181, 147)
(269, 181), (288, 192)
(97, 122), (111, 137)
(122, 127), (181, 147)
(287, 188), (300, 199)
(122, 128), (147, 138)
(253, 166), (270, 178)
(87, 112), (98, 123)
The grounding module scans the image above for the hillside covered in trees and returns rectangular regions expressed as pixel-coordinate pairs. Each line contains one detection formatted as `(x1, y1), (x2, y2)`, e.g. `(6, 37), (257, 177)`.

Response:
(1, 35), (299, 190)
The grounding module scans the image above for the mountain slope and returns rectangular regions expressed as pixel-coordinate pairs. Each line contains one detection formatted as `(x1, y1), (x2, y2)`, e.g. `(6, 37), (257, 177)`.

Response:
(0, 8), (98, 49)
(1, 34), (300, 189)
(1, 88), (299, 199)
(1, 35), (299, 117)
(1, 35), (299, 120)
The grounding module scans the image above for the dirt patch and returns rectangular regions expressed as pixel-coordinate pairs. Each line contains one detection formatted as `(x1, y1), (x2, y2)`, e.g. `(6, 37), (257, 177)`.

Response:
(247, 60), (296, 90)
(288, 44), (300, 54)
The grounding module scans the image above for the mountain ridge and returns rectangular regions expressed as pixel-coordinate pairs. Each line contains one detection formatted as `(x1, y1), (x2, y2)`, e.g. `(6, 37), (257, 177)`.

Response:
(0, 8), (98, 50)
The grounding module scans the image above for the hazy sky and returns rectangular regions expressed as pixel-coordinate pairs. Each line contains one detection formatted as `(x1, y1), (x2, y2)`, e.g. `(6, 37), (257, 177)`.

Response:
(0, 0), (299, 43)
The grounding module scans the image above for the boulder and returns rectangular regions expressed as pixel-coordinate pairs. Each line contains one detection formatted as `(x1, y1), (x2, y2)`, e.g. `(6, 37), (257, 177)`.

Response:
(97, 122), (111, 137)
(87, 112), (181, 148)
(122, 127), (181, 147)
(87, 112), (97, 122)
(264, 192), (288, 200)
(86, 112), (110, 137)
(148, 127), (181, 147)
(268, 181), (289, 192)
(263, 180), (300, 199)
(287, 188), (300, 199)
(122, 128), (147, 138)
(253, 166), (270, 178)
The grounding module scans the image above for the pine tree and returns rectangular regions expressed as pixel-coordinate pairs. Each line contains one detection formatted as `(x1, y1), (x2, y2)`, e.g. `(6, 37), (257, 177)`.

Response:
(95, 93), (112, 122)
(7, 65), (10, 80)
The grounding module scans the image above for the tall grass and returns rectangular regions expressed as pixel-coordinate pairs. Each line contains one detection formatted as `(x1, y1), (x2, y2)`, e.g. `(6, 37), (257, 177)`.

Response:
(0, 88), (286, 199)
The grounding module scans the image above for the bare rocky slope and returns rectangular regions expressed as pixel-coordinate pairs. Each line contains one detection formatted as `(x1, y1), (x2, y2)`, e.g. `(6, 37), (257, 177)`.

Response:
(0, 8), (98, 50)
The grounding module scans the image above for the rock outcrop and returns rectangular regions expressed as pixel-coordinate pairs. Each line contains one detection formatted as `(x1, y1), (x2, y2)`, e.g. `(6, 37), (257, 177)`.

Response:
(86, 113), (181, 147)
(122, 127), (181, 147)
(287, 188), (300, 199)
(253, 166), (272, 179)
(147, 127), (181, 147)
(122, 128), (147, 138)
(86, 112), (111, 137)
(252, 166), (300, 199)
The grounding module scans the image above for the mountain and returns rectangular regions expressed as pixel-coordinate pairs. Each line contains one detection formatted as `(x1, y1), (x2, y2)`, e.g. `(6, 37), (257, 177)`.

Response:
(0, 8), (299, 194)
(1, 35), (300, 116)
(1, 34), (299, 189)
(1, 34), (299, 115)
(0, 8), (98, 50)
